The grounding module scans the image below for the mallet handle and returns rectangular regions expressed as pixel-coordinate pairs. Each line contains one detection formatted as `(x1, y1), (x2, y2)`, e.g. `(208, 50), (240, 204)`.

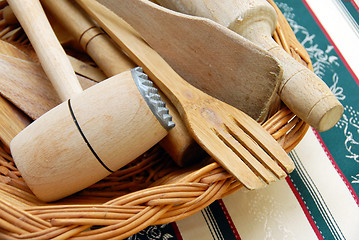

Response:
(7, 0), (83, 101)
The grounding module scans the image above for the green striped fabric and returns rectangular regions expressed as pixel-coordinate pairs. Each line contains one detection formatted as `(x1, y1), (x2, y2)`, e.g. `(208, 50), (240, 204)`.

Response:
(127, 1), (359, 239)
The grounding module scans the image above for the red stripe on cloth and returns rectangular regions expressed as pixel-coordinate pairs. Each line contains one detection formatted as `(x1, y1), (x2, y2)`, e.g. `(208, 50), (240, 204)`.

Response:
(348, 0), (359, 12)
(286, 177), (323, 240)
(218, 199), (242, 240)
(302, 0), (359, 85)
(301, 0), (359, 206)
(312, 130), (359, 206)
(171, 222), (184, 240)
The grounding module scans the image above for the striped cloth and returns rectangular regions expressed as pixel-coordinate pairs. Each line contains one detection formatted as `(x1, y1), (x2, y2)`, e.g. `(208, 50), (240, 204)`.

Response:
(127, 0), (359, 239)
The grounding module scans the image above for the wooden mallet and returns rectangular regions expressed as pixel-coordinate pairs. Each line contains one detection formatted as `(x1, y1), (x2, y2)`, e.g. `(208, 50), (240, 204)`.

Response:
(8, 0), (174, 202)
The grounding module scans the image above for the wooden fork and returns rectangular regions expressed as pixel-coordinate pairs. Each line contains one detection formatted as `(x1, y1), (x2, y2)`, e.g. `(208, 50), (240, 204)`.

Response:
(77, 0), (294, 189)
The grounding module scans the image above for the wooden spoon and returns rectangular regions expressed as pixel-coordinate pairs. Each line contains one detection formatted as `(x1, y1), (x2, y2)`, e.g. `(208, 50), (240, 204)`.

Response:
(83, 0), (284, 123)
(154, 0), (344, 132)
(7, 0), (174, 202)
(77, 0), (294, 189)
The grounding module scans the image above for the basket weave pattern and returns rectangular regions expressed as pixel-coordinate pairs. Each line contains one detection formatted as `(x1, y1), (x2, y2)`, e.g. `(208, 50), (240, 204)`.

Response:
(0, 0), (311, 239)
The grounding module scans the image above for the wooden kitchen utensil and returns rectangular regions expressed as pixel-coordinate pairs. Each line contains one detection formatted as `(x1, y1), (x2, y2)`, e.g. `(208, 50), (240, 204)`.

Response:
(0, 41), (36, 153)
(0, 3), (109, 81)
(0, 40), (32, 152)
(0, 96), (30, 153)
(82, 0), (284, 123)
(0, 4), (29, 44)
(154, 0), (344, 132)
(0, 51), (96, 119)
(41, 0), (204, 166)
(42, 0), (136, 76)
(77, 0), (294, 190)
(0, 1), (311, 237)
(8, 0), (174, 202)
(0, 38), (30, 60)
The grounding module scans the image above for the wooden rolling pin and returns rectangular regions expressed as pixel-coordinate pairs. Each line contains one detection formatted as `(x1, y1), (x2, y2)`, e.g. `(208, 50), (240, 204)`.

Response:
(155, 0), (344, 132)
(8, 0), (174, 202)
(41, 0), (204, 166)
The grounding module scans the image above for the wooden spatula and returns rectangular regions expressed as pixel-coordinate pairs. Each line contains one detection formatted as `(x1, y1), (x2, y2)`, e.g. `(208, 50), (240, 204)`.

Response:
(77, 0), (295, 189)
(80, 0), (284, 123)
(154, 0), (344, 132)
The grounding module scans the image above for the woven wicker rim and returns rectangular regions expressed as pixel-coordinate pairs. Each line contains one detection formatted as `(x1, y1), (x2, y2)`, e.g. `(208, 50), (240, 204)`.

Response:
(0, 0), (311, 239)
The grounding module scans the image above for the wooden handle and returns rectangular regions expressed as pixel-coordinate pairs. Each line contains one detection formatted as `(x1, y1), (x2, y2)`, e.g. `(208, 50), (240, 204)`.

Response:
(11, 70), (168, 201)
(92, 0), (284, 122)
(45, 0), (203, 166)
(155, 0), (343, 131)
(228, 0), (343, 132)
(90, 0), (212, 102)
(7, 0), (82, 101)
(7, 1), (171, 201)
(41, 0), (135, 76)
(246, 35), (343, 132)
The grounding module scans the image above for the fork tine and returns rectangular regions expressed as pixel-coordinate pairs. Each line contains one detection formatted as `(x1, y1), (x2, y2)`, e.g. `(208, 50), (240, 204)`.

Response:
(215, 126), (279, 183)
(232, 111), (295, 173)
(195, 127), (265, 189)
(224, 121), (287, 179)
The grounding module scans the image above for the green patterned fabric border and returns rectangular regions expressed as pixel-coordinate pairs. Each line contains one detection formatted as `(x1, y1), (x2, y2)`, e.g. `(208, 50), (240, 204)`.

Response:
(276, 0), (359, 199)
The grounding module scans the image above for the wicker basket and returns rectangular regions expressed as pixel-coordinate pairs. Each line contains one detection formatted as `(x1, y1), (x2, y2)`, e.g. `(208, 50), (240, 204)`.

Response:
(0, 0), (311, 239)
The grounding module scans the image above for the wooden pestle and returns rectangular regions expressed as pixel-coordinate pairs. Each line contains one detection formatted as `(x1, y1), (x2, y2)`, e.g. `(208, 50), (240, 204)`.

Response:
(41, 0), (205, 166)
(8, 0), (173, 201)
(155, 0), (344, 132)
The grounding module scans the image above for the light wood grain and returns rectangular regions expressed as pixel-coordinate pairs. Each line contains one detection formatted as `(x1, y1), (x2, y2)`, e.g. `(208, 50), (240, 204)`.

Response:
(7, 0), (169, 202)
(77, 0), (294, 190)
(67, 55), (107, 82)
(90, 0), (283, 123)
(0, 40), (32, 153)
(42, 0), (135, 76)
(0, 96), (30, 153)
(11, 70), (168, 202)
(155, 0), (344, 131)
(42, 0), (203, 166)
(7, 0), (82, 101)
(1, 4), (108, 81)
(0, 39), (31, 60)
(0, 52), (96, 119)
